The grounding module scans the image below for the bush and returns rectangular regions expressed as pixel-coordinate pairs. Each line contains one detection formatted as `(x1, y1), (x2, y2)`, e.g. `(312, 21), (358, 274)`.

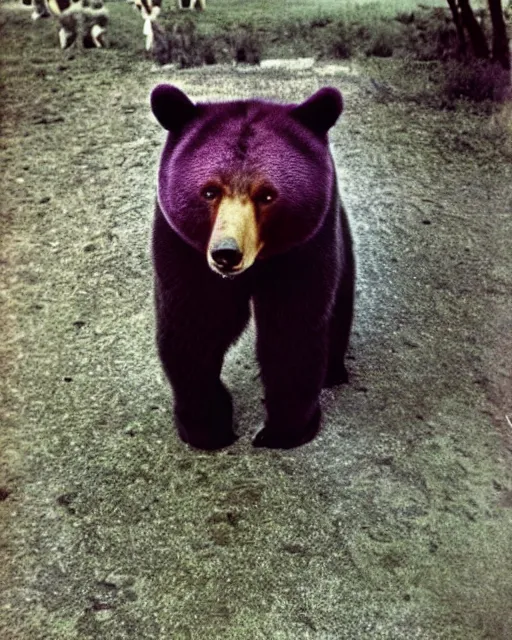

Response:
(403, 7), (458, 61)
(161, 18), (222, 67)
(320, 21), (353, 60)
(228, 25), (262, 65)
(443, 59), (511, 103)
(366, 32), (394, 58)
(155, 17), (262, 67)
(167, 17), (201, 67)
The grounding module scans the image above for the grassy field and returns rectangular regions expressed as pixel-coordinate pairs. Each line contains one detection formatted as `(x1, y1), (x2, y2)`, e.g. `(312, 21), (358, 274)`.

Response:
(75, 0), (501, 79)
(1, 0), (509, 128)
(1, 0), (498, 67)
(73, 0), (451, 54)
(164, 0), (448, 24)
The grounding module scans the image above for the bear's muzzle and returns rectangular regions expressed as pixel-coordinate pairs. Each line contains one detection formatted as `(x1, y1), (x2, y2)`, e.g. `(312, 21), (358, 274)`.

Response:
(207, 196), (262, 276)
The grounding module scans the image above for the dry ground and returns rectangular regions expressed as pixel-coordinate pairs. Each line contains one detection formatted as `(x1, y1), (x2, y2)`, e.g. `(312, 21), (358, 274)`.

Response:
(1, 3), (512, 639)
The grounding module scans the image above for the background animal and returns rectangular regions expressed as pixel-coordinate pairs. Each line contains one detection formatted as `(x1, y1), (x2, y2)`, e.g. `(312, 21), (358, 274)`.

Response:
(131, 0), (163, 51)
(30, 0), (109, 48)
(176, 0), (205, 11)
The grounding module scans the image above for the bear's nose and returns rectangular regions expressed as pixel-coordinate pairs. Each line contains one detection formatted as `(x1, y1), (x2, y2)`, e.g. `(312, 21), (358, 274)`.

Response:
(210, 238), (243, 270)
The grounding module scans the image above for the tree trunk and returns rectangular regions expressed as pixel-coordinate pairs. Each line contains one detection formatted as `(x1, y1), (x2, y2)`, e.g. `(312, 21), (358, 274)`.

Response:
(447, 0), (467, 55)
(457, 0), (490, 58)
(488, 0), (511, 69)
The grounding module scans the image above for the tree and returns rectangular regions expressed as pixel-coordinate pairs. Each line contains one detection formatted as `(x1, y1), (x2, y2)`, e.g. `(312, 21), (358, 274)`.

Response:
(488, 0), (510, 70)
(446, 0), (467, 55)
(457, 0), (490, 58)
(447, 0), (510, 70)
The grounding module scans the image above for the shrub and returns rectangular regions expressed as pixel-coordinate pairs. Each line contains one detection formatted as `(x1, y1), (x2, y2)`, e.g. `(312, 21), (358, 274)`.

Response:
(320, 21), (353, 60)
(200, 40), (217, 65)
(366, 32), (394, 58)
(403, 7), (458, 61)
(228, 25), (262, 65)
(443, 59), (511, 103)
(167, 17), (201, 67)
(155, 17), (228, 67)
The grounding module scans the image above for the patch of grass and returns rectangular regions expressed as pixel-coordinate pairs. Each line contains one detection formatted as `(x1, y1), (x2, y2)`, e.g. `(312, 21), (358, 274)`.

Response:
(66, 0), (478, 69)
(101, 1), (144, 51)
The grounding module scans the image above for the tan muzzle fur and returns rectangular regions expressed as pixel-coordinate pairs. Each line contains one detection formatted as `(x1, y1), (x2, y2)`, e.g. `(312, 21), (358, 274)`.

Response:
(207, 196), (262, 275)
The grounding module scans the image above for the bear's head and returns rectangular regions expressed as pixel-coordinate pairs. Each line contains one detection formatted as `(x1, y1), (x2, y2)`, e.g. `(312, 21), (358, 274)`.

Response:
(151, 85), (343, 277)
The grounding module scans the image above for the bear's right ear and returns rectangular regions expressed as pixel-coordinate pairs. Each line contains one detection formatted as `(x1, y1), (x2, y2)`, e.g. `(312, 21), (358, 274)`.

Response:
(150, 84), (197, 133)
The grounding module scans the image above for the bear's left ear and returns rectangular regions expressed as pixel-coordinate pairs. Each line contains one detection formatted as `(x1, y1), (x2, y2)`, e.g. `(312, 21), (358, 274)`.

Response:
(151, 84), (197, 133)
(290, 87), (343, 137)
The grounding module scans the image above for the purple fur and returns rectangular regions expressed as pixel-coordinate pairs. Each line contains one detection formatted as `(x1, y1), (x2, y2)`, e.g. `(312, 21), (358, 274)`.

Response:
(151, 86), (355, 450)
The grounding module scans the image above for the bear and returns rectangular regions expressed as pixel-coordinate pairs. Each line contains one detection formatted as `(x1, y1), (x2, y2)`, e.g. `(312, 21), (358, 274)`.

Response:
(150, 84), (355, 450)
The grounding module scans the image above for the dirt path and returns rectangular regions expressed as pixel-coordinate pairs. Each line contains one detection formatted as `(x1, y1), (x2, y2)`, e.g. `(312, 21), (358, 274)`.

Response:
(1, 6), (512, 640)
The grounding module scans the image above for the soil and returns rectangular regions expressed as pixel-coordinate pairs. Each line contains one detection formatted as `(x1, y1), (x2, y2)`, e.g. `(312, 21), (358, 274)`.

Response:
(1, 3), (512, 640)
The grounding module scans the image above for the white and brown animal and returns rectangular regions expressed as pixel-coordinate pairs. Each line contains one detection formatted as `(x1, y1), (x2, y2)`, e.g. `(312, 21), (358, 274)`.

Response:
(176, 0), (205, 10)
(29, 0), (52, 20)
(130, 0), (163, 51)
(31, 0), (108, 49)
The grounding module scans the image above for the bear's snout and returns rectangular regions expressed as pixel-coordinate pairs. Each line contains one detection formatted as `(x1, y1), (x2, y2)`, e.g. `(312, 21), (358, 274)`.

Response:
(207, 196), (262, 276)
(210, 237), (243, 272)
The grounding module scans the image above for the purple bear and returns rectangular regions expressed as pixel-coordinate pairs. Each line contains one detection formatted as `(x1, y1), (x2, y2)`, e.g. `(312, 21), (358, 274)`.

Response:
(150, 85), (355, 450)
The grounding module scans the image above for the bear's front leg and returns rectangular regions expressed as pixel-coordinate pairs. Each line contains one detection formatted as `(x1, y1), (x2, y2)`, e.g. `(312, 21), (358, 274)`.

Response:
(156, 323), (237, 450)
(252, 291), (329, 449)
(153, 209), (250, 450)
(155, 280), (252, 450)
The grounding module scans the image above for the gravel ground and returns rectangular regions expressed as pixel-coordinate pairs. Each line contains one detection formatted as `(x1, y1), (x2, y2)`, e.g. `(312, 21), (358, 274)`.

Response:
(1, 3), (512, 639)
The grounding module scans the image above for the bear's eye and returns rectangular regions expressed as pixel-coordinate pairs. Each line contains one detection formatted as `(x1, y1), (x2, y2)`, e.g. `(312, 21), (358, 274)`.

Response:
(254, 188), (277, 205)
(201, 185), (222, 201)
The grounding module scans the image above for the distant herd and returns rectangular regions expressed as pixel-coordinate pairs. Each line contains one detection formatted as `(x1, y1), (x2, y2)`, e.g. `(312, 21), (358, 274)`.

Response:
(25, 0), (207, 52)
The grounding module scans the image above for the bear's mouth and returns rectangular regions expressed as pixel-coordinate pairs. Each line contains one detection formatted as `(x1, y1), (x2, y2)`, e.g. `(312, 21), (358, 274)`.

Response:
(207, 249), (248, 278)
(210, 264), (243, 279)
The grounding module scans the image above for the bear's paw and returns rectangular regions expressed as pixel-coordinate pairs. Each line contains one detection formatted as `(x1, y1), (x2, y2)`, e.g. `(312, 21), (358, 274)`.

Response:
(252, 407), (321, 449)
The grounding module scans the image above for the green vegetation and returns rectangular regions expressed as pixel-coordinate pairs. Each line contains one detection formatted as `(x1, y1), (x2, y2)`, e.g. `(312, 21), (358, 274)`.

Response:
(5, 0), (509, 105)
(105, 0), (456, 61)
(106, 0), (503, 69)
(144, 0), (509, 105)
(154, 0), (452, 61)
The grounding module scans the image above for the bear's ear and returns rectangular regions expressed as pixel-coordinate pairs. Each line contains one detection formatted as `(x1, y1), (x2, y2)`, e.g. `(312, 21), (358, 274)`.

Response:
(150, 84), (197, 133)
(289, 87), (343, 137)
